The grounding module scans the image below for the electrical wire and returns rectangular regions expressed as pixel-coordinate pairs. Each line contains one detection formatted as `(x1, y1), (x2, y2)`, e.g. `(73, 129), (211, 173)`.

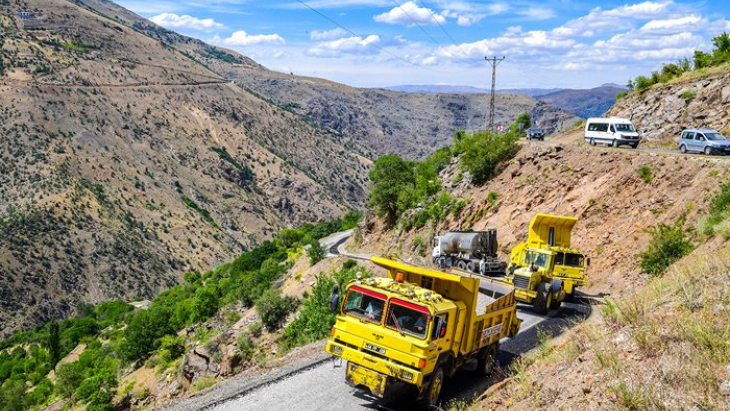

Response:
(415, 0), (477, 64)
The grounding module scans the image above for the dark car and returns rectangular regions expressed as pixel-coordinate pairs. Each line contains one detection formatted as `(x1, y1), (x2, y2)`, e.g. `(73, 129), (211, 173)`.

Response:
(527, 128), (545, 141)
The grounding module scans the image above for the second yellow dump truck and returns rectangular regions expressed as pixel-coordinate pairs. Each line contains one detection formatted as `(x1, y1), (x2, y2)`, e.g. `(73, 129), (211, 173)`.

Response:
(325, 256), (521, 408)
(505, 213), (589, 314)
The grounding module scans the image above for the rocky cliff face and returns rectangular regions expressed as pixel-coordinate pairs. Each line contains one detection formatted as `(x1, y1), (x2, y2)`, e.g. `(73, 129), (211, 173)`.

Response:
(609, 68), (730, 144)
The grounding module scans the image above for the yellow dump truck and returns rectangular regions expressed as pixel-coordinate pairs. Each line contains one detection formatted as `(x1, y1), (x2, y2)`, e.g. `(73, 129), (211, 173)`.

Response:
(325, 256), (521, 408)
(505, 213), (589, 314)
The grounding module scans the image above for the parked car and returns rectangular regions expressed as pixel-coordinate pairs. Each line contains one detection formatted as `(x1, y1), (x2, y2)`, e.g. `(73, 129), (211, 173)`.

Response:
(584, 117), (640, 148)
(678, 129), (730, 155)
(527, 128), (545, 141)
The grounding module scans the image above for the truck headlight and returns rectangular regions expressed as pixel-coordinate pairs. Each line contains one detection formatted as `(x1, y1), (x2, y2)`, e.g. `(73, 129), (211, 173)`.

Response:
(331, 345), (343, 356)
(400, 370), (414, 381)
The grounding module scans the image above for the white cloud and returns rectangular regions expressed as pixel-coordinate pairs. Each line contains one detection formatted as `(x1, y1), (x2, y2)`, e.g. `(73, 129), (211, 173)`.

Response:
(441, 10), (485, 27)
(150, 12), (225, 31)
(307, 35), (381, 57)
(374, 1), (446, 26)
(641, 15), (703, 32)
(222, 30), (285, 46)
(518, 7), (556, 21)
(310, 28), (349, 41)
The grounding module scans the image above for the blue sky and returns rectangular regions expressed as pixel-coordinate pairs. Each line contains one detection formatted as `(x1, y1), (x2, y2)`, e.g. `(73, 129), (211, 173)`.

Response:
(116, 0), (730, 89)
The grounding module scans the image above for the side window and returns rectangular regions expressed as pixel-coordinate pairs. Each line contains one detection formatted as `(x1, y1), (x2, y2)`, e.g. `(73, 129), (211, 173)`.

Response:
(597, 123), (608, 132)
(431, 314), (448, 340)
(683, 132), (694, 140)
(609, 124), (616, 133)
(696, 133), (705, 141)
(554, 252), (565, 266)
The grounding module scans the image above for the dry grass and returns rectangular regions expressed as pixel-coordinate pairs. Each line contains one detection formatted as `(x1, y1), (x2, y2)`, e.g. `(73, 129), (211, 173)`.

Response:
(475, 242), (730, 411)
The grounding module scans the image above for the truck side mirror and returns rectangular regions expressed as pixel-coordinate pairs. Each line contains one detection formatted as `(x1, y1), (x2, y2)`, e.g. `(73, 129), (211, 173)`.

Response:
(586, 258), (591, 267)
(437, 322), (447, 339)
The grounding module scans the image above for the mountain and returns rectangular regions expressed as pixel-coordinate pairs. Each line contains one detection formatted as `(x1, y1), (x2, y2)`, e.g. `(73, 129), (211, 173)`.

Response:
(538, 85), (627, 118)
(384, 84), (565, 97)
(0, 0), (579, 336)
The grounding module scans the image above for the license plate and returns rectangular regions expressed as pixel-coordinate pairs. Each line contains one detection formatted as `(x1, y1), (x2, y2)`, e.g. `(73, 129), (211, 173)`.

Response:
(364, 343), (386, 355)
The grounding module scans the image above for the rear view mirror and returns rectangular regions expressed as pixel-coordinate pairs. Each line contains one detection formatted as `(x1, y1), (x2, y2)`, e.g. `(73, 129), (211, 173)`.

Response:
(586, 258), (591, 267)
(437, 322), (447, 339)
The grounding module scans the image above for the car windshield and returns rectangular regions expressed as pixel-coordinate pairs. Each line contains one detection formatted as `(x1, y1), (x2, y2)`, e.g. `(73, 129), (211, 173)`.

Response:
(524, 251), (549, 268)
(343, 286), (387, 324)
(615, 124), (635, 132)
(705, 132), (726, 141)
(530, 128), (542, 132)
(386, 300), (430, 339)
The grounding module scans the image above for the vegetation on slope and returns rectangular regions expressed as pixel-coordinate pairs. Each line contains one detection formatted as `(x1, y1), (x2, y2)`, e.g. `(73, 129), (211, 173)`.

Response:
(0, 213), (361, 411)
(620, 32), (730, 96)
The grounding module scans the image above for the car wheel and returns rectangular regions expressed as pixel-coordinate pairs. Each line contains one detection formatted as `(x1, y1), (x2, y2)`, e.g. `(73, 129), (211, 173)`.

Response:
(705, 146), (712, 155)
(680, 144), (687, 154)
(612, 139), (619, 148)
(418, 366), (444, 409)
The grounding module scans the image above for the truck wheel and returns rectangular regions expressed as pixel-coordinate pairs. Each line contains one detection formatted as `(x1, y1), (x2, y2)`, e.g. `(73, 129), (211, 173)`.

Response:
(476, 344), (498, 376)
(457, 261), (467, 271)
(466, 262), (475, 273)
(418, 366), (444, 409)
(550, 298), (562, 310)
(533, 283), (551, 315)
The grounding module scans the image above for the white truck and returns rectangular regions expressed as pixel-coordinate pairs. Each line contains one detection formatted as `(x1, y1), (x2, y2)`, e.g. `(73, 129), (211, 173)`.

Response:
(432, 230), (505, 275)
(584, 117), (640, 148)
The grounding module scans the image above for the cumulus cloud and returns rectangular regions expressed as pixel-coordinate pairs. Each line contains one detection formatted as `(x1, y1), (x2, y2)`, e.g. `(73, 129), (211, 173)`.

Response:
(518, 7), (556, 21)
(307, 35), (381, 57)
(150, 13), (225, 31)
(310, 28), (349, 40)
(641, 15), (703, 32)
(374, 2), (446, 26)
(441, 10), (485, 27)
(221, 30), (286, 46)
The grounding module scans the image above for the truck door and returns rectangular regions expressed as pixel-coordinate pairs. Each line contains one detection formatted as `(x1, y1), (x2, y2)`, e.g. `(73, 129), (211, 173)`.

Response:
(430, 312), (453, 361)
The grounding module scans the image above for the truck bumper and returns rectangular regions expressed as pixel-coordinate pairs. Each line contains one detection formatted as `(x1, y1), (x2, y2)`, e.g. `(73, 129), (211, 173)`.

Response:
(345, 362), (388, 397)
(326, 340), (425, 390)
(514, 287), (536, 303)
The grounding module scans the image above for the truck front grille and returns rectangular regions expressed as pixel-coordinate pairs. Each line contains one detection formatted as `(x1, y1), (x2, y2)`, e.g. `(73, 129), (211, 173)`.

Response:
(512, 276), (530, 290)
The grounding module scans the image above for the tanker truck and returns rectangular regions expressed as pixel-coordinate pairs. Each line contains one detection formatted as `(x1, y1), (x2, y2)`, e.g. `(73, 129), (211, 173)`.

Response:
(432, 230), (505, 275)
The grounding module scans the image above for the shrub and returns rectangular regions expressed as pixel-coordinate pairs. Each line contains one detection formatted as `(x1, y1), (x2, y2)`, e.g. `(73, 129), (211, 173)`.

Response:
(701, 183), (730, 235)
(255, 289), (298, 331)
(637, 166), (653, 183)
(634, 75), (654, 91)
(307, 241), (326, 266)
(368, 155), (416, 226)
(679, 90), (696, 101)
(615, 90), (629, 101)
(237, 333), (256, 362)
(122, 307), (174, 362)
(639, 219), (694, 276)
(455, 130), (519, 184)
(342, 259), (357, 270)
(487, 191), (499, 207)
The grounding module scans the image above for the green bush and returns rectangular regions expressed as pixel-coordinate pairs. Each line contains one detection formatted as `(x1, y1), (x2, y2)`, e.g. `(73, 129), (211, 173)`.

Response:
(307, 241), (326, 266)
(255, 289), (298, 331)
(639, 219), (694, 276)
(455, 129), (519, 184)
(637, 166), (653, 183)
(679, 90), (696, 101)
(368, 155), (416, 227)
(701, 183), (730, 235)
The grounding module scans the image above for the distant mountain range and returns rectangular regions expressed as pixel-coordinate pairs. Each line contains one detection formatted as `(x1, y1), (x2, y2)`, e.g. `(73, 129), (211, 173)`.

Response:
(383, 83), (628, 118)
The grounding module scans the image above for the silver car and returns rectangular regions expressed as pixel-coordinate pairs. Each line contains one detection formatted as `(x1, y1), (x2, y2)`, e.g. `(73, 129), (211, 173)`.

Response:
(678, 129), (730, 155)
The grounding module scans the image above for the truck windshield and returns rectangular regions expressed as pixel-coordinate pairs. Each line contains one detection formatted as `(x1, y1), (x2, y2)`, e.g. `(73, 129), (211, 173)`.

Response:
(343, 286), (387, 324)
(563, 253), (585, 267)
(615, 124), (635, 132)
(524, 251), (549, 268)
(386, 299), (430, 339)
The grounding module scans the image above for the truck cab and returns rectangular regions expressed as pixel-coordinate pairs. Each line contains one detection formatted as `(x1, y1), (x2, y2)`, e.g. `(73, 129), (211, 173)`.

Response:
(505, 214), (588, 313)
(326, 257), (520, 408)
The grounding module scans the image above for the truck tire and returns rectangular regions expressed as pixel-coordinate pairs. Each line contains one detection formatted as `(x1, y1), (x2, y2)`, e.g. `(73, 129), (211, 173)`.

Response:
(418, 366), (444, 409)
(476, 344), (498, 376)
(550, 298), (562, 310)
(533, 282), (551, 315)
(457, 260), (467, 271)
(466, 261), (475, 273)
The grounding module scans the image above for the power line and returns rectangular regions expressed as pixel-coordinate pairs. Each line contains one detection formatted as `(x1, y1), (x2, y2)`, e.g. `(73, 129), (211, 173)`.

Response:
(389, 0), (444, 48)
(486, 56), (505, 132)
(415, 0), (476, 64)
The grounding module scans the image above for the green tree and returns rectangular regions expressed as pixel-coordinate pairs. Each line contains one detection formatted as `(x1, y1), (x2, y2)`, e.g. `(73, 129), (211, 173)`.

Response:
(190, 286), (219, 323)
(308, 241), (326, 266)
(47, 321), (61, 367)
(712, 32), (730, 65)
(455, 129), (519, 184)
(255, 289), (297, 331)
(511, 112), (531, 137)
(694, 50), (713, 69)
(367, 155), (416, 226)
(122, 307), (174, 362)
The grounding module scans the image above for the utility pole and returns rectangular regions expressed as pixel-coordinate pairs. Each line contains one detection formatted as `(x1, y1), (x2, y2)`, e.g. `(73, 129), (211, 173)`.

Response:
(485, 56), (505, 132)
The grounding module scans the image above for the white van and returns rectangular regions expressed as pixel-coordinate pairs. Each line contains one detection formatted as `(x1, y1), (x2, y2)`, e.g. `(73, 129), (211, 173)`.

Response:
(584, 117), (640, 148)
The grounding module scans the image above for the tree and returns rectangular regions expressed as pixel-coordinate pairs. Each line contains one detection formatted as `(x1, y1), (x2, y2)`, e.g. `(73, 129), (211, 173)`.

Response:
(626, 78), (634, 91)
(255, 289), (297, 331)
(307, 241), (326, 266)
(455, 129), (519, 184)
(47, 321), (61, 367)
(122, 307), (174, 362)
(367, 155), (416, 227)
(510, 112), (531, 137)
(712, 32), (730, 65)
(190, 286), (219, 323)
(694, 50), (712, 69)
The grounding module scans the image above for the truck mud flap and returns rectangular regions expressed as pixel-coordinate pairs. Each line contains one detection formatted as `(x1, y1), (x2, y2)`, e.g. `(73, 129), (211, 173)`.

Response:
(345, 362), (388, 397)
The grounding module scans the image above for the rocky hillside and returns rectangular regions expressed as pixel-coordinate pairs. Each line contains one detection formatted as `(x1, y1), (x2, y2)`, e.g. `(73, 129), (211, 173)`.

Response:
(609, 64), (730, 145)
(0, 0), (370, 336)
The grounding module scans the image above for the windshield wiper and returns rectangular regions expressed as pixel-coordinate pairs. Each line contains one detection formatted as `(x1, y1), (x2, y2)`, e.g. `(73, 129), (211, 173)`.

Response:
(390, 311), (405, 336)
